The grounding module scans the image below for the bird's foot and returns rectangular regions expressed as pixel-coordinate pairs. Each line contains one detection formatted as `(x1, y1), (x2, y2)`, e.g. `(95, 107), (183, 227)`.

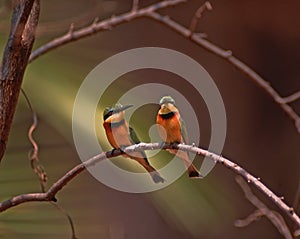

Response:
(189, 171), (204, 179)
(151, 172), (165, 183)
(170, 142), (180, 149)
(111, 148), (120, 155)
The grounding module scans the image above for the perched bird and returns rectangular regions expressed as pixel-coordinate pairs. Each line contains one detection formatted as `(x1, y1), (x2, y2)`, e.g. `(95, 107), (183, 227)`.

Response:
(156, 96), (202, 178)
(103, 103), (164, 183)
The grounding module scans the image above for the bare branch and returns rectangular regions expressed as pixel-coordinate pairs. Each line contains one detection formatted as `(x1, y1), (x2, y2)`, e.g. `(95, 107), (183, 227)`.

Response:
(293, 181), (300, 214)
(293, 181), (300, 235)
(50, 202), (78, 239)
(0, 143), (299, 229)
(235, 176), (293, 239)
(29, 0), (186, 62)
(23, 88), (75, 237)
(0, 0), (40, 161)
(189, 1), (212, 36)
(295, 228), (300, 238)
(235, 209), (264, 227)
(0, 150), (121, 212)
(147, 12), (300, 133)
(21, 89), (47, 192)
(282, 91), (300, 104)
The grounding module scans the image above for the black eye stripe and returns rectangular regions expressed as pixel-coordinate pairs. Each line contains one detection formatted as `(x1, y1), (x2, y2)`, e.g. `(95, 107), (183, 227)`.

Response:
(103, 111), (113, 121)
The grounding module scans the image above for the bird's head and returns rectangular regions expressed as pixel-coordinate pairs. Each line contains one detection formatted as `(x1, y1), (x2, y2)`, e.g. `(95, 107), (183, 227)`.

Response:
(159, 96), (175, 106)
(158, 96), (178, 114)
(103, 103), (133, 122)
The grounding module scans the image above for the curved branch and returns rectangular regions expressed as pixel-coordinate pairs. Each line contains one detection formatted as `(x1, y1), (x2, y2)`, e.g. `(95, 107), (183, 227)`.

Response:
(0, 143), (299, 229)
(0, 149), (122, 212)
(147, 11), (300, 133)
(235, 176), (293, 239)
(29, 0), (186, 62)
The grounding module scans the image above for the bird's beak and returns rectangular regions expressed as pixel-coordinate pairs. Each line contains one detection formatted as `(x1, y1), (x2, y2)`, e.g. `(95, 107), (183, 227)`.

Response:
(114, 104), (133, 113)
(161, 103), (168, 110)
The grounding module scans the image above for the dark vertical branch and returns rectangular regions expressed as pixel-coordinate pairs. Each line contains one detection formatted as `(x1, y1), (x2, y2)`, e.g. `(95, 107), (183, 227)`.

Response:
(0, 0), (40, 162)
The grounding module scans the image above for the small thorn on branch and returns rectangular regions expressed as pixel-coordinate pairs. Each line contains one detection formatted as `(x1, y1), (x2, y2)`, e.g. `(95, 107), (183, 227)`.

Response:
(189, 1), (212, 37)
(91, 17), (99, 32)
(68, 23), (75, 35)
(131, 0), (139, 12)
(92, 17), (99, 26)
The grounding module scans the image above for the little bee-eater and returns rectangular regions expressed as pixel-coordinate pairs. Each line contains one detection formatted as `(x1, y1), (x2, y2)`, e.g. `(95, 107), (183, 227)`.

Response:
(156, 96), (202, 178)
(103, 103), (164, 183)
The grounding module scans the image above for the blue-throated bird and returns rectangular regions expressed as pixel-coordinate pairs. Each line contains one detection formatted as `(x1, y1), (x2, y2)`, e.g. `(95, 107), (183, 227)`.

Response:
(103, 103), (164, 183)
(156, 96), (202, 178)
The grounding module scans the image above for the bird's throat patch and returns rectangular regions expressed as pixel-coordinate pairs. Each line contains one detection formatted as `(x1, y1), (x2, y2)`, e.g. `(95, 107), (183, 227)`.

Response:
(159, 111), (175, 119)
(110, 119), (125, 128)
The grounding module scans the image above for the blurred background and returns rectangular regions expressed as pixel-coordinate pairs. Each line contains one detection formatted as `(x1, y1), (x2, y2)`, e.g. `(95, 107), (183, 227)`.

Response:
(0, 0), (299, 238)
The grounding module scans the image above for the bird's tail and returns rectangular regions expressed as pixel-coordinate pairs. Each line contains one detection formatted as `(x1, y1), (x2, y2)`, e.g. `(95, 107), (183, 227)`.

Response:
(129, 152), (165, 183)
(167, 149), (203, 178)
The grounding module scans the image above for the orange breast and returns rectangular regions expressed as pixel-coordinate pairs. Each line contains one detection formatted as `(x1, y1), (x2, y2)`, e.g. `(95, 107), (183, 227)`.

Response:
(156, 113), (182, 143)
(103, 122), (131, 148)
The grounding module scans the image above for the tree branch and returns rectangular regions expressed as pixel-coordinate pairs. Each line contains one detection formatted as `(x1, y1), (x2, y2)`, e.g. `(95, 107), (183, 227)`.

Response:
(21, 89), (47, 192)
(0, 0), (40, 162)
(0, 143), (299, 230)
(188, 1), (212, 37)
(235, 176), (293, 239)
(282, 91), (300, 104)
(293, 181), (300, 237)
(28, 0), (186, 62)
(146, 11), (300, 133)
(234, 209), (264, 227)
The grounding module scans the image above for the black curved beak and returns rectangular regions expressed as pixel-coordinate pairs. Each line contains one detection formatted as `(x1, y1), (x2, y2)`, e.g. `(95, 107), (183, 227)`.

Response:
(113, 104), (133, 114)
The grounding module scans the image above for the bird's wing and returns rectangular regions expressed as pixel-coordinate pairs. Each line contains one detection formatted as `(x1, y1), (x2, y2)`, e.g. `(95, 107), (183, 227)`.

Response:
(180, 116), (189, 144)
(129, 126), (141, 144)
(129, 126), (148, 160)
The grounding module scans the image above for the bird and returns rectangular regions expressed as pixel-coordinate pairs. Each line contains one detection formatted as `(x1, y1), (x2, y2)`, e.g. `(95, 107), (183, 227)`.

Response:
(156, 96), (202, 178)
(103, 103), (164, 183)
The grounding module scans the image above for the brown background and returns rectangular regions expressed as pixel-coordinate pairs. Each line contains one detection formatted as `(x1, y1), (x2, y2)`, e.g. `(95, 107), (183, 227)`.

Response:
(0, 0), (299, 238)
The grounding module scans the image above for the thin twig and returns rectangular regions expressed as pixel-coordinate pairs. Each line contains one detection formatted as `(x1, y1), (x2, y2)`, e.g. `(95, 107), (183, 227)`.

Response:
(189, 1), (212, 37)
(21, 89), (47, 192)
(29, 0), (186, 62)
(293, 181), (300, 214)
(131, 0), (139, 12)
(235, 176), (293, 239)
(282, 91), (300, 104)
(50, 202), (78, 239)
(293, 181), (300, 236)
(147, 12), (300, 133)
(234, 209), (264, 227)
(0, 143), (299, 229)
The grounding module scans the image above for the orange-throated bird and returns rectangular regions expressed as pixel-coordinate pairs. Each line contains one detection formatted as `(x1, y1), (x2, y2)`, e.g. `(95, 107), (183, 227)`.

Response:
(156, 96), (202, 178)
(103, 103), (164, 183)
